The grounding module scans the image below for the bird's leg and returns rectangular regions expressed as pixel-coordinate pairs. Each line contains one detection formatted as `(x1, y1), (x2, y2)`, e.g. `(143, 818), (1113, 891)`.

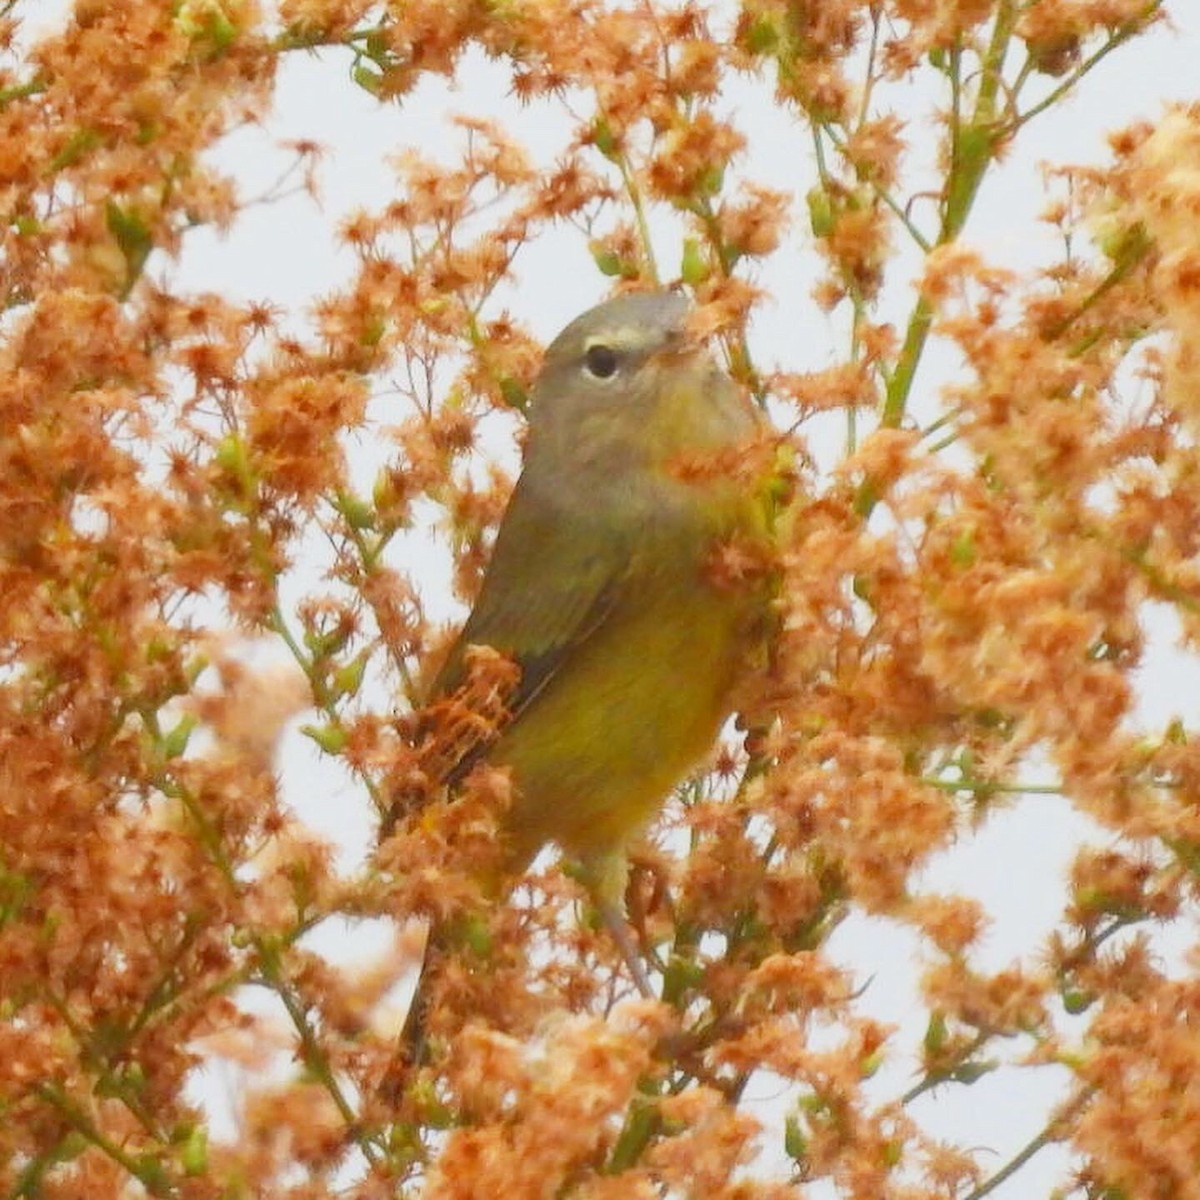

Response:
(597, 896), (655, 998)
(580, 850), (656, 999)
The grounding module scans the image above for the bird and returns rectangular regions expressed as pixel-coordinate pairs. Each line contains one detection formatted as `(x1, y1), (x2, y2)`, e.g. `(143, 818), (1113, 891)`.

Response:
(396, 288), (771, 1063)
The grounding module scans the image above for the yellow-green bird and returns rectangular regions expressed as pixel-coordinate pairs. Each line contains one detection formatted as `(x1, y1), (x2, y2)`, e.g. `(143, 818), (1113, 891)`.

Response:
(403, 289), (769, 1054)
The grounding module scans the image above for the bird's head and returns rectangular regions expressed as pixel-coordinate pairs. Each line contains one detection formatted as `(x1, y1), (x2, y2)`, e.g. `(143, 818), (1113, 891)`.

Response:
(528, 290), (754, 475)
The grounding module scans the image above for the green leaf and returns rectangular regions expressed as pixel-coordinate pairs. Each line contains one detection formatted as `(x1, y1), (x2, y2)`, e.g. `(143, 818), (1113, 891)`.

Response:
(303, 622), (351, 658)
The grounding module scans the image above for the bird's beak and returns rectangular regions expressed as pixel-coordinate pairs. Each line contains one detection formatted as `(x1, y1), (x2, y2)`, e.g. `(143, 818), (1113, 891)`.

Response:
(652, 328), (707, 367)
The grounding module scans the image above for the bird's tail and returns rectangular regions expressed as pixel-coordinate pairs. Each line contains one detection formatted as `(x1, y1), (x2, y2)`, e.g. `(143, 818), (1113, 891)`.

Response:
(379, 920), (446, 1105)
(397, 920), (444, 1068)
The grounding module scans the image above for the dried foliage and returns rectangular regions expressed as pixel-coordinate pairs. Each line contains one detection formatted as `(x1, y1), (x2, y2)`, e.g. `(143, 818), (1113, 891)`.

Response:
(1, 1), (1197, 1198)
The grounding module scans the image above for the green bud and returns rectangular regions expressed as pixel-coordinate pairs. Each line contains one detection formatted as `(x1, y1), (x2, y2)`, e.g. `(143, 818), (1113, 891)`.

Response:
(133, 1157), (173, 1194)
(213, 434), (253, 488)
(301, 722), (347, 756)
(458, 912), (493, 957)
(923, 1010), (948, 1054)
(105, 200), (153, 285)
(741, 16), (780, 55)
(806, 186), (835, 238)
(591, 245), (625, 277)
(680, 237), (710, 286)
(950, 1059), (998, 1085)
(591, 116), (620, 161)
(950, 530), (976, 567)
(353, 64), (383, 96)
(332, 653), (368, 699)
(179, 1125), (208, 1176)
(661, 952), (704, 1001)
(784, 1114), (808, 1163)
(696, 164), (725, 197)
(1061, 987), (1094, 1015)
(162, 714), (197, 760)
(498, 377), (529, 411)
(50, 127), (100, 171)
(338, 491), (375, 532)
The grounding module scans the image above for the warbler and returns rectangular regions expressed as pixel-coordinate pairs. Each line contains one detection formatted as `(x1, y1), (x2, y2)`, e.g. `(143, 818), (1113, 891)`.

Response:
(401, 289), (770, 1055)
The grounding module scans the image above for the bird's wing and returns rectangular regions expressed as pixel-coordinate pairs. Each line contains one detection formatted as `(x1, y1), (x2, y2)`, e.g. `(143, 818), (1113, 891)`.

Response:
(426, 472), (633, 776)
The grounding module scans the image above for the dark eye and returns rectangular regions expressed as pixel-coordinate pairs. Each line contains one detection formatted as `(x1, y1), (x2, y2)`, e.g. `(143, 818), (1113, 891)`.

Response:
(583, 343), (619, 380)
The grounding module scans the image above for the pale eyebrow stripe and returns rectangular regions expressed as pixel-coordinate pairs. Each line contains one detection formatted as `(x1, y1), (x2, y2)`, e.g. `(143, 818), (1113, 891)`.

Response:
(584, 324), (669, 353)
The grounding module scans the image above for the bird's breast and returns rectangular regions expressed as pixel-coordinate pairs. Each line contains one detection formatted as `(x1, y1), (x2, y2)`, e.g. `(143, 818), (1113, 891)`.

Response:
(493, 484), (763, 869)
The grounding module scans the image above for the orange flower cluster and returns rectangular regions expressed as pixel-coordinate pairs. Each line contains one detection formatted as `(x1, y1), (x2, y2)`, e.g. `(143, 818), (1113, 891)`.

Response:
(1, 1), (1196, 1198)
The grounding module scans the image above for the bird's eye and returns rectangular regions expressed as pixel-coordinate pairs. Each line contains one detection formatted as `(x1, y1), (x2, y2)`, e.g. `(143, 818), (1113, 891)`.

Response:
(583, 343), (619, 380)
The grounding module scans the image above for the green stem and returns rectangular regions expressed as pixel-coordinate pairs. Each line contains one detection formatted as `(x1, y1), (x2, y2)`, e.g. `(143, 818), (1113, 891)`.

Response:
(1009, 4), (1163, 133)
(690, 196), (763, 399)
(617, 152), (659, 285)
(267, 603), (389, 818)
(922, 777), (1064, 796)
(1045, 229), (1152, 346)
(881, 295), (934, 429)
(606, 1092), (662, 1173)
(33, 1085), (178, 1198)
(961, 1089), (1093, 1200)
(820, 122), (933, 253)
(262, 964), (384, 1165)
(883, 4), (1018, 430)
(901, 1031), (991, 1105)
(151, 735), (384, 1167)
(0, 77), (47, 109)
(7, 1137), (65, 1199)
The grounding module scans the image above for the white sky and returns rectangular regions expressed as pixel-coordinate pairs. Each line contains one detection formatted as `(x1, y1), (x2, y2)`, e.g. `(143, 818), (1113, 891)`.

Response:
(17, 3), (1200, 1195)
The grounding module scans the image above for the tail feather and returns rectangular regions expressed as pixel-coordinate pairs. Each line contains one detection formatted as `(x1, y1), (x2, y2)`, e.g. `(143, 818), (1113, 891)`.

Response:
(379, 922), (443, 1106)
(397, 922), (442, 1069)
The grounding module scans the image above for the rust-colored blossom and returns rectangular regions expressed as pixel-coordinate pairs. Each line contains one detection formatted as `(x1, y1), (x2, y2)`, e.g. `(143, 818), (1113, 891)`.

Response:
(1, 2), (1197, 1198)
